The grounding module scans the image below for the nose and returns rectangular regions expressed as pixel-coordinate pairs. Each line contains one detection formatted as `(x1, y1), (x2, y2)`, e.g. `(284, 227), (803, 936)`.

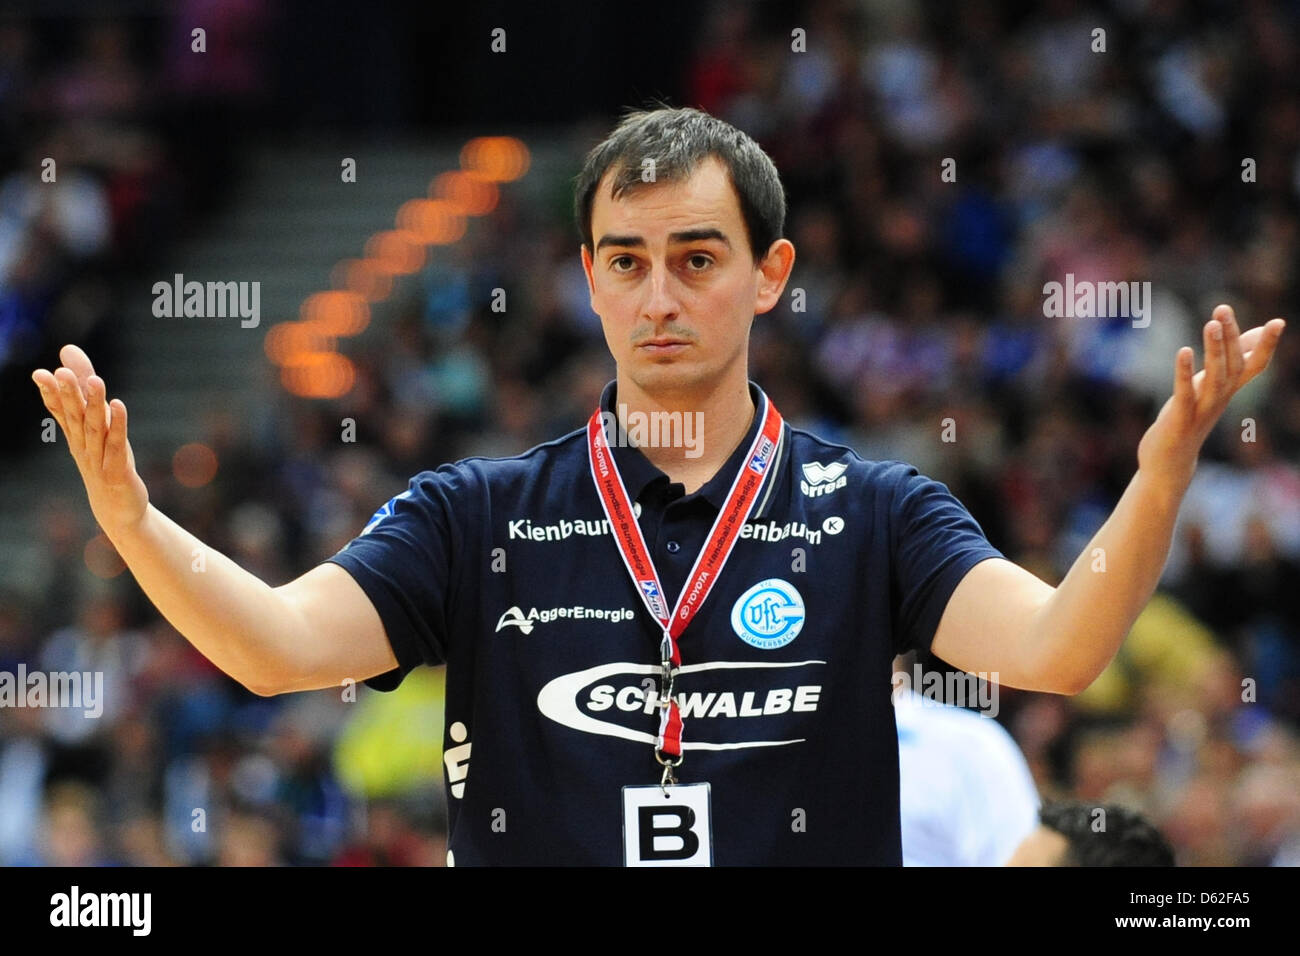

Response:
(641, 263), (682, 324)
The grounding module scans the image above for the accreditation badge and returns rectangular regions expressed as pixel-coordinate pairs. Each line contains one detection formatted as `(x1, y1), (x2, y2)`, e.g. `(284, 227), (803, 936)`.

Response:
(621, 782), (713, 866)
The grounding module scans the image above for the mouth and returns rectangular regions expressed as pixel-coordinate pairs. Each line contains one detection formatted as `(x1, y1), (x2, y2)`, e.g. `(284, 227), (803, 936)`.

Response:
(635, 337), (693, 355)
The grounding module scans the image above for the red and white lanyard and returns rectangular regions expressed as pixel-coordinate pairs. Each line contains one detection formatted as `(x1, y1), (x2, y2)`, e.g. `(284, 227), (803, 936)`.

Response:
(587, 392), (784, 785)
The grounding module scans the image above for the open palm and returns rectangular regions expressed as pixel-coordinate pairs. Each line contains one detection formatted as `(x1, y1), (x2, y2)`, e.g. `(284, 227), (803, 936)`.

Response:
(31, 344), (150, 535)
(1137, 305), (1286, 485)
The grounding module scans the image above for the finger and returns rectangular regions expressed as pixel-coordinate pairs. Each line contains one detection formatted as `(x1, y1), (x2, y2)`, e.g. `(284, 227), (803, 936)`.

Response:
(83, 375), (110, 469)
(104, 398), (130, 481)
(32, 371), (70, 433)
(1235, 324), (1269, 354)
(58, 344), (97, 395)
(1216, 305), (1244, 383)
(1203, 316), (1228, 401)
(1173, 346), (1195, 412)
(53, 367), (90, 461)
(1240, 318), (1287, 383)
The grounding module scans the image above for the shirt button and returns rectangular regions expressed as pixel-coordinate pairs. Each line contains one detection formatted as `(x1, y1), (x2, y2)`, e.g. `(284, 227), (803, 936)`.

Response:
(666, 540), (681, 553)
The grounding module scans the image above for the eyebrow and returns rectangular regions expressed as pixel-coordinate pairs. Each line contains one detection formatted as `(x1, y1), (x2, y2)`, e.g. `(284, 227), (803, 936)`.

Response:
(595, 228), (732, 252)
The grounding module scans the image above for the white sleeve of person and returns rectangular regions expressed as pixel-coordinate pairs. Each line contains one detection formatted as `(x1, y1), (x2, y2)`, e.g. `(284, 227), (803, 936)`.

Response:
(896, 688), (1040, 866)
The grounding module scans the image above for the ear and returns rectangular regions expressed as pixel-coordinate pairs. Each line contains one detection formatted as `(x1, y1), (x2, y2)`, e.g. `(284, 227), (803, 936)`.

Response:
(580, 243), (597, 302)
(754, 238), (796, 316)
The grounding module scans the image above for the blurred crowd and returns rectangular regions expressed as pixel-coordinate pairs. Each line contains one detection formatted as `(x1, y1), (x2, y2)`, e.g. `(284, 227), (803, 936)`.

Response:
(0, 4), (268, 453)
(2, 0), (1299, 866)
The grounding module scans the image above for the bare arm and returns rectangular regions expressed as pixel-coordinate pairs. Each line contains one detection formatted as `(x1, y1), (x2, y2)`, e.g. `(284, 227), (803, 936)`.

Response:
(111, 508), (397, 694)
(930, 470), (1182, 695)
(932, 306), (1286, 694)
(32, 345), (397, 696)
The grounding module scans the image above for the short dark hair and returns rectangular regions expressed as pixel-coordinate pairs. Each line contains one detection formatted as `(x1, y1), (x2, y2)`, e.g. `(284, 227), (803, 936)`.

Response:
(573, 104), (787, 264)
(1040, 800), (1175, 866)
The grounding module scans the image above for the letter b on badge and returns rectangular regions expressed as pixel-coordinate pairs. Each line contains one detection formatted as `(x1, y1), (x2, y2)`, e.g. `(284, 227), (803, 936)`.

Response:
(622, 782), (712, 866)
(640, 805), (696, 860)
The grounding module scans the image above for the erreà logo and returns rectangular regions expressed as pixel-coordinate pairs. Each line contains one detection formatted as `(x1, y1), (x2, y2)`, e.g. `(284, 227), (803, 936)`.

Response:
(800, 460), (847, 497)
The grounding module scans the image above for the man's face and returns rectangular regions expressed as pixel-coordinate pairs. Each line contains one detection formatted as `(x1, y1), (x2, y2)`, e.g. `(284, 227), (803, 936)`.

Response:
(581, 155), (792, 399)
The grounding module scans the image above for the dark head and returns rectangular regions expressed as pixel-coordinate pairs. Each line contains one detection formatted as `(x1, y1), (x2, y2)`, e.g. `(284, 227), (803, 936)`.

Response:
(574, 104), (787, 265)
(1008, 800), (1176, 866)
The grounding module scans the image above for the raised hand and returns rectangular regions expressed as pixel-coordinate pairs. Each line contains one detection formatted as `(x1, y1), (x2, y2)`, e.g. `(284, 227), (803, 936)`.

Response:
(31, 344), (150, 536)
(1137, 304), (1286, 486)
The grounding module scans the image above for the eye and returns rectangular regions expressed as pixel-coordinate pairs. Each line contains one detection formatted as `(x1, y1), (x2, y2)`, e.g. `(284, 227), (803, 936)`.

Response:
(609, 255), (637, 273)
(685, 253), (713, 271)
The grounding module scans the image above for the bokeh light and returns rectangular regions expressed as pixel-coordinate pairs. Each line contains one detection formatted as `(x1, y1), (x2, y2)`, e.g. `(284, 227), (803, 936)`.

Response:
(280, 351), (356, 399)
(459, 136), (530, 182)
(264, 321), (337, 365)
(300, 290), (371, 336)
(83, 533), (126, 579)
(395, 198), (467, 245)
(430, 171), (499, 216)
(330, 258), (395, 302)
(173, 442), (219, 488)
(363, 230), (426, 276)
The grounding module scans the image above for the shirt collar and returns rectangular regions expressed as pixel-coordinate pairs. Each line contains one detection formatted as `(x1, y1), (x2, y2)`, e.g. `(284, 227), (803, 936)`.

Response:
(597, 379), (770, 511)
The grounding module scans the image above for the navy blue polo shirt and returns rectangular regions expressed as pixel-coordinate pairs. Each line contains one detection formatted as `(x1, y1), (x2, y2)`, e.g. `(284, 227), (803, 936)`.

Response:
(326, 380), (1005, 865)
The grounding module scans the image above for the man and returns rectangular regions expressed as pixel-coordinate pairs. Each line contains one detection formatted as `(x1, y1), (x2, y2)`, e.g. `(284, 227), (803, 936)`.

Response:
(31, 106), (1286, 865)
(1006, 801), (1175, 866)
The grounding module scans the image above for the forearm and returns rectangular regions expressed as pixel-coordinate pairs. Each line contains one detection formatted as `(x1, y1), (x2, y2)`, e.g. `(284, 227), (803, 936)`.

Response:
(886, 308), (1282, 696)
(1026, 466), (1191, 694)
(107, 504), (309, 695)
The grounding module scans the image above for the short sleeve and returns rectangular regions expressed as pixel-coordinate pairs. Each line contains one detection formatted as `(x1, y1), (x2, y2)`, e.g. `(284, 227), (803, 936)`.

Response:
(326, 466), (468, 691)
(888, 464), (1005, 657)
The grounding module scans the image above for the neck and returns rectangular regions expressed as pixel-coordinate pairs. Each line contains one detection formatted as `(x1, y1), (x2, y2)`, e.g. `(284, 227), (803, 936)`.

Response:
(614, 370), (755, 494)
